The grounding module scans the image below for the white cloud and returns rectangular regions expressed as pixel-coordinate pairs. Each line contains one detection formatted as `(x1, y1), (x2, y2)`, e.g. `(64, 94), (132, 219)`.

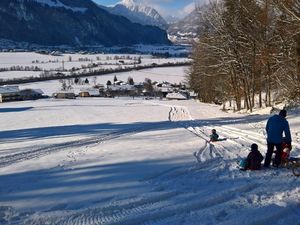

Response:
(183, 2), (195, 14)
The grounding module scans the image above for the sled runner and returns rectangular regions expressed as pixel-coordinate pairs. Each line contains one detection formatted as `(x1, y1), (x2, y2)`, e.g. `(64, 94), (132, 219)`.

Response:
(289, 157), (300, 177)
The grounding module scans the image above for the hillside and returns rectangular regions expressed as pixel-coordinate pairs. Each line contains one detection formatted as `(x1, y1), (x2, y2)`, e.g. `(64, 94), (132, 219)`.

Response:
(0, 0), (170, 47)
(0, 94), (299, 224)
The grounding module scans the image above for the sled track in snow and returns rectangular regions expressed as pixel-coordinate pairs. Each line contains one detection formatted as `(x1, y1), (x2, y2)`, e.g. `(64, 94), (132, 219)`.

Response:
(0, 127), (149, 168)
(168, 106), (193, 122)
(168, 106), (240, 161)
(216, 125), (266, 146)
(167, 105), (271, 155)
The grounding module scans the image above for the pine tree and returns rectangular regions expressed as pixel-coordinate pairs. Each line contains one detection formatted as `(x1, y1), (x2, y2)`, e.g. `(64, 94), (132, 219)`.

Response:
(106, 80), (112, 86)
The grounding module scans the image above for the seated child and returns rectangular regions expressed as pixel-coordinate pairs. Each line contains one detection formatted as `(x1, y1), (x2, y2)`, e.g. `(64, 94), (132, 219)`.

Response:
(210, 129), (219, 142)
(272, 138), (292, 167)
(280, 138), (292, 166)
(240, 143), (264, 170)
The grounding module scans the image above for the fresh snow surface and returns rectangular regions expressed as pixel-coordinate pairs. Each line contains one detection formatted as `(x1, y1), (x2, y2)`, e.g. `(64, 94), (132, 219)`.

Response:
(120, 0), (137, 7)
(0, 95), (299, 224)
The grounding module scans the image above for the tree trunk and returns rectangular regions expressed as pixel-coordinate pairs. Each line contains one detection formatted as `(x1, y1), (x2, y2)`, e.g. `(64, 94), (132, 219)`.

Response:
(296, 34), (300, 82)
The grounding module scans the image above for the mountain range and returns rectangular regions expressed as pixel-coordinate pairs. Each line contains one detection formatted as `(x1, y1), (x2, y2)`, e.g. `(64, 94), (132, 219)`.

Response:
(168, 10), (202, 44)
(102, 0), (168, 30)
(0, 0), (170, 47)
(101, 0), (203, 44)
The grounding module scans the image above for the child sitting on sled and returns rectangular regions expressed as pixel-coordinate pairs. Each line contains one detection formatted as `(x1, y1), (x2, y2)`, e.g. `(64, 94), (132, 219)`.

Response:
(239, 143), (264, 171)
(210, 129), (219, 142)
(274, 137), (292, 167)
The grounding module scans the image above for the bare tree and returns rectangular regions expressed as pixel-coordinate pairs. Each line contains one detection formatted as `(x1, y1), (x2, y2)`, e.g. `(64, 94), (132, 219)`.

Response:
(189, 0), (298, 110)
(59, 79), (67, 91)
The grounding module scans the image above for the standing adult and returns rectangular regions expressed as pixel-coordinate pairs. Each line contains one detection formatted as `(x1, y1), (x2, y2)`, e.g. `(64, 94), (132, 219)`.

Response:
(264, 109), (292, 167)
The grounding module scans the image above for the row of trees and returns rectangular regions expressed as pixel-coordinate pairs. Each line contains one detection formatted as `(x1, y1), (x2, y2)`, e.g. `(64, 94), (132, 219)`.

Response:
(0, 65), (42, 72)
(1, 61), (191, 85)
(189, 0), (300, 111)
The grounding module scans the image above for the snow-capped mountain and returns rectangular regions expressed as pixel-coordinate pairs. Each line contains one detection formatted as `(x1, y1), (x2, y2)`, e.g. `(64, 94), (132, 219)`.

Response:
(0, 0), (170, 47)
(103, 0), (168, 30)
(167, 9), (202, 44)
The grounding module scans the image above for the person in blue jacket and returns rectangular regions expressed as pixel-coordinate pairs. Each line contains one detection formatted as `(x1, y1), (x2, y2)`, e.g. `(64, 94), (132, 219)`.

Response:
(264, 109), (292, 168)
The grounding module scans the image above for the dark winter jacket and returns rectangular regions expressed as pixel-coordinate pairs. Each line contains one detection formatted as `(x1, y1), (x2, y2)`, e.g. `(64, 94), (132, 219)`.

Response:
(210, 133), (219, 142)
(246, 150), (264, 170)
(266, 115), (291, 144)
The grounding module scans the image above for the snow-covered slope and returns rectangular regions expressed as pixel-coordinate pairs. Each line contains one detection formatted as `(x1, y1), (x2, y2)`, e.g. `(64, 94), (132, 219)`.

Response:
(104, 0), (168, 30)
(0, 92), (299, 224)
(0, 64), (299, 224)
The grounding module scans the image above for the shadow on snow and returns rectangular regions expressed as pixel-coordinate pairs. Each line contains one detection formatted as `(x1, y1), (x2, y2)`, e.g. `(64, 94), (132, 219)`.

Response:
(0, 107), (34, 113)
(0, 114), (269, 142)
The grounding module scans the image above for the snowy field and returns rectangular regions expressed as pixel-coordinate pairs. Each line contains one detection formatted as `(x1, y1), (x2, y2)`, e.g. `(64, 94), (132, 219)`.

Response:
(0, 95), (300, 224)
(0, 52), (190, 80)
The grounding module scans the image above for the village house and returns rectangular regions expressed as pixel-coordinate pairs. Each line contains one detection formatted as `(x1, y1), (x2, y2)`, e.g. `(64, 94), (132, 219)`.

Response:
(166, 92), (188, 100)
(20, 89), (44, 100)
(79, 88), (100, 97)
(155, 82), (174, 98)
(0, 86), (46, 103)
(0, 86), (22, 103)
(52, 91), (76, 99)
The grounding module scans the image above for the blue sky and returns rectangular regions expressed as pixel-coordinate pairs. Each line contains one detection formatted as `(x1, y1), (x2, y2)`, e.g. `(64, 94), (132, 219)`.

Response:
(93, 0), (207, 18)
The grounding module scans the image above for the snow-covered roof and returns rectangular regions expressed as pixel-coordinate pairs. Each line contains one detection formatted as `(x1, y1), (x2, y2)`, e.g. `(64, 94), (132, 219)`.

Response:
(166, 92), (187, 100)
(0, 86), (20, 94)
(114, 81), (126, 85)
(20, 88), (44, 95)
(33, 89), (44, 95)
(79, 88), (99, 96)
(108, 84), (135, 91)
(157, 87), (173, 93)
(189, 91), (197, 97)
(53, 91), (75, 94)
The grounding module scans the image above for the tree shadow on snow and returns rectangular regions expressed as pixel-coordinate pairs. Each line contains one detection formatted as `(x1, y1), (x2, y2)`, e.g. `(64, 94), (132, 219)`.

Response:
(0, 114), (269, 143)
(0, 156), (189, 213)
(0, 156), (298, 224)
(0, 107), (33, 113)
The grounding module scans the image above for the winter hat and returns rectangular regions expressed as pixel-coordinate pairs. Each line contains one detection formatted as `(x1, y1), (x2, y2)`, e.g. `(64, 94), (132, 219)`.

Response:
(251, 143), (258, 151)
(279, 109), (287, 118)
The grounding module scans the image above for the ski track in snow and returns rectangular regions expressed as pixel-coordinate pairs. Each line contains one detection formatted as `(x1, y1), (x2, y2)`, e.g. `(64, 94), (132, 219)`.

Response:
(1, 102), (300, 225)
(0, 127), (152, 168)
